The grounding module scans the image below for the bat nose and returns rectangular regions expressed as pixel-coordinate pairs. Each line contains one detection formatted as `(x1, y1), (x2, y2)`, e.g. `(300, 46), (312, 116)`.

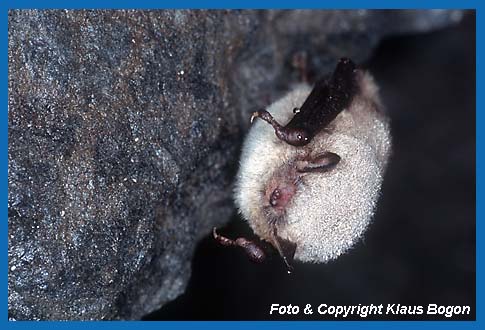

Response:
(269, 185), (296, 210)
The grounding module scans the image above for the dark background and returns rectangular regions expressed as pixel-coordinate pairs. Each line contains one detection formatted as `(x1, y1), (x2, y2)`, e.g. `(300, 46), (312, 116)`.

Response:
(144, 12), (475, 321)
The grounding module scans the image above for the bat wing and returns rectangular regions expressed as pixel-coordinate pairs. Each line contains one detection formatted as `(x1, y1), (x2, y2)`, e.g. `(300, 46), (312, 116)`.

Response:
(285, 58), (359, 138)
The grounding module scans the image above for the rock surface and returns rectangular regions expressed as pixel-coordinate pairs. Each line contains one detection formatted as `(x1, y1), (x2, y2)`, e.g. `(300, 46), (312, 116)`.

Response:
(8, 9), (463, 320)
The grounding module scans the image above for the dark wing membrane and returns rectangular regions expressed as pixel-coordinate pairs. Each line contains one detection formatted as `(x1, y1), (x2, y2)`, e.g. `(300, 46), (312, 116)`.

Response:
(285, 58), (359, 136)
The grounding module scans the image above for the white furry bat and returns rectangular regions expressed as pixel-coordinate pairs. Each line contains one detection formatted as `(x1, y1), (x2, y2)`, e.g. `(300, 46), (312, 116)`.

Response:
(214, 58), (391, 272)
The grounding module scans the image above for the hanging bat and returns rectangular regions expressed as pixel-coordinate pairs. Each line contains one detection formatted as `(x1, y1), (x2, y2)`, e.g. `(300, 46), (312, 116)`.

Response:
(214, 58), (391, 272)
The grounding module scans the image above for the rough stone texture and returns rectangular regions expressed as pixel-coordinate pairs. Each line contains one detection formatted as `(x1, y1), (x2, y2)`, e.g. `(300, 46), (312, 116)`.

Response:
(8, 9), (463, 320)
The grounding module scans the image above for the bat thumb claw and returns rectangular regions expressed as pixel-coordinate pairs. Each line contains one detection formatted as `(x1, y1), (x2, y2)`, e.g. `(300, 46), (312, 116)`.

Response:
(250, 112), (260, 124)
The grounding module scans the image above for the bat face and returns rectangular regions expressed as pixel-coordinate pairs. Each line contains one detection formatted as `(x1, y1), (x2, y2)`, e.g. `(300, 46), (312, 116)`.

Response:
(234, 59), (391, 266)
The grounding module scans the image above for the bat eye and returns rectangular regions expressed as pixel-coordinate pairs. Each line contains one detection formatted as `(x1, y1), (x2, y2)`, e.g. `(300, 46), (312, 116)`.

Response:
(297, 134), (302, 140)
(293, 107), (300, 114)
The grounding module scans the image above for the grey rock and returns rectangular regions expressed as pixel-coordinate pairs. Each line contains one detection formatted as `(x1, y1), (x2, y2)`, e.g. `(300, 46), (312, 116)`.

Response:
(8, 9), (463, 320)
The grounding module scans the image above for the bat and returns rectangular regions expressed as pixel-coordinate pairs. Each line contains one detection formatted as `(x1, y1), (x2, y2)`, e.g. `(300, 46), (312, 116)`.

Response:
(214, 58), (391, 272)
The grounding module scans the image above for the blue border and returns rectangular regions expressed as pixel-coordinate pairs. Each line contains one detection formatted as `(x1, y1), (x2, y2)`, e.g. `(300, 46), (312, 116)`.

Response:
(476, 3), (482, 328)
(0, 0), (480, 9)
(3, 0), (481, 328)
(0, 321), (482, 329)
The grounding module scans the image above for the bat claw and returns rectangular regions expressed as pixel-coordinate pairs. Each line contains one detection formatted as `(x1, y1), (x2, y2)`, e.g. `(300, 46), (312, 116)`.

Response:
(250, 111), (260, 124)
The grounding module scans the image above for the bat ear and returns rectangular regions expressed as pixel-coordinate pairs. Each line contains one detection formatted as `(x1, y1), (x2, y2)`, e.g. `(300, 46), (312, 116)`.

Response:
(296, 151), (341, 173)
(271, 228), (297, 273)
